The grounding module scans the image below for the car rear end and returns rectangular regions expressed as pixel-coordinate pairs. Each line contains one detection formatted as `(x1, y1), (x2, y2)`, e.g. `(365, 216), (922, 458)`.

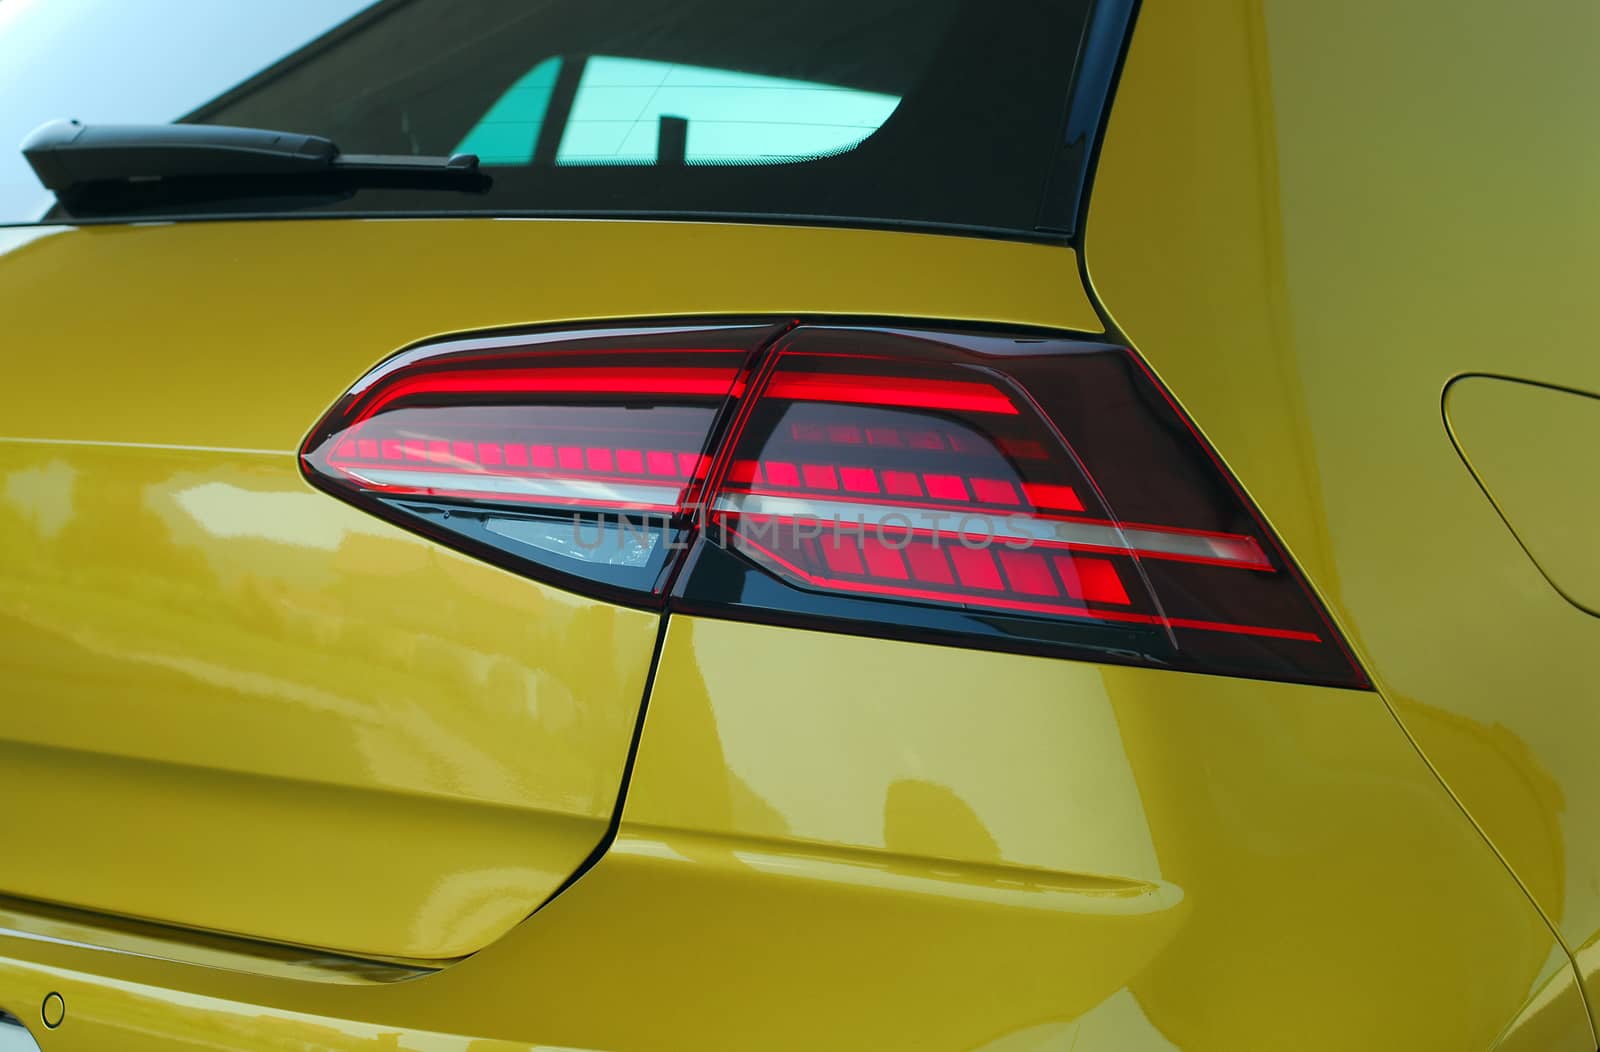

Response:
(0, 2), (1591, 1050)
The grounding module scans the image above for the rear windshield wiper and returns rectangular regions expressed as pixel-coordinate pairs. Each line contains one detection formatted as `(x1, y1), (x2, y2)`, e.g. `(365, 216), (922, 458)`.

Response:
(21, 119), (489, 216)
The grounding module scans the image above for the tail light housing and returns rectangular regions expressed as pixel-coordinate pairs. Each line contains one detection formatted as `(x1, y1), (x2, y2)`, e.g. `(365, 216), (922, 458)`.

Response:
(300, 322), (778, 600)
(302, 321), (1366, 688)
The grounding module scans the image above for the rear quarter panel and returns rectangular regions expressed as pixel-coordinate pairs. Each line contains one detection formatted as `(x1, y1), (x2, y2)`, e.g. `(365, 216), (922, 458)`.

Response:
(0, 621), (1583, 1050)
(1085, 0), (1600, 1030)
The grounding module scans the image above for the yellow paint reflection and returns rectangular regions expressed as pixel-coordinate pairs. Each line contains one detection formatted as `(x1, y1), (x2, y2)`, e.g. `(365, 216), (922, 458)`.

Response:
(0, 440), (657, 958)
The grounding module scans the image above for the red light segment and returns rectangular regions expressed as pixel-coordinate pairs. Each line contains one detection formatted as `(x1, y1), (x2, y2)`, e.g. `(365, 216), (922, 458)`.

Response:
(903, 542), (955, 585)
(861, 537), (910, 580)
(355, 365), (742, 421)
(1056, 556), (1131, 605)
(821, 538), (865, 576)
(997, 550), (1057, 596)
(948, 546), (1004, 591)
(971, 478), (1020, 505)
(839, 467), (879, 493)
(801, 464), (839, 490)
(883, 471), (923, 497)
(734, 461), (1083, 516)
(1021, 483), (1085, 513)
(726, 511), (1324, 636)
(715, 498), (1147, 618)
(764, 461), (800, 487)
(763, 372), (1019, 415)
(923, 474), (970, 502)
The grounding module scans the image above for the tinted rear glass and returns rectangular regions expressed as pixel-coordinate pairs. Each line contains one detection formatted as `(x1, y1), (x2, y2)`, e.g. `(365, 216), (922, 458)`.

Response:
(0, 0), (1106, 237)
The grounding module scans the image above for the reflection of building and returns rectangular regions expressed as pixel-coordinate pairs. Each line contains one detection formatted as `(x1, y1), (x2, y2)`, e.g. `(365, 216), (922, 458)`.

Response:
(459, 55), (900, 168)
(183, 0), (909, 168)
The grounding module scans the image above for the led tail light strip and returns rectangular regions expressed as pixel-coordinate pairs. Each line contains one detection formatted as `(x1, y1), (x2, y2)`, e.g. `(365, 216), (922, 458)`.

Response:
(301, 321), (1367, 687)
(712, 493), (1271, 571)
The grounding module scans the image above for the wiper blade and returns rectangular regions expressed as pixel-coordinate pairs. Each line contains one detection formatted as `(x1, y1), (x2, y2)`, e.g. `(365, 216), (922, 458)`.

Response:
(21, 119), (489, 214)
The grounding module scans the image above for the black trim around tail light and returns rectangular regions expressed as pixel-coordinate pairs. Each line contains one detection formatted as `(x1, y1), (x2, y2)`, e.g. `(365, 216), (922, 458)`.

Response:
(301, 321), (1367, 688)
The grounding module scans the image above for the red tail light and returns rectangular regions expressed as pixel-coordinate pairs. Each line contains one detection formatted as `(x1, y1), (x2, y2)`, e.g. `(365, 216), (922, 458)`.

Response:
(301, 323), (779, 599)
(302, 321), (1366, 688)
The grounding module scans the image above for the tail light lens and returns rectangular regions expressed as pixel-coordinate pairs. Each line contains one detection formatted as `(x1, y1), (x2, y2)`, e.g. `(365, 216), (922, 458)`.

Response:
(301, 323), (780, 600)
(303, 322), (1366, 688)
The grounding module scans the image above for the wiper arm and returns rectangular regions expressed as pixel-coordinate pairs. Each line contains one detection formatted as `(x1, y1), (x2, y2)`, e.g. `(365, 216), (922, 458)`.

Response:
(21, 119), (489, 214)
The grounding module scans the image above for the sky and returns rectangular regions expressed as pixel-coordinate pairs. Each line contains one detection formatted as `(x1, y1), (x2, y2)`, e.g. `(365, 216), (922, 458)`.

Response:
(0, 0), (375, 222)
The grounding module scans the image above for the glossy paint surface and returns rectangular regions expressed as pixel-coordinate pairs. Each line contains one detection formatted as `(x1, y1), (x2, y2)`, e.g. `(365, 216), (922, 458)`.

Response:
(1446, 377), (1600, 616)
(0, 431), (654, 960)
(0, 0), (1596, 1039)
(0, 217), (1093, 963)
(619, 618), (1579, 1050)
(1085, 0), (1600, 1031)
(0, 218), (1094, 457)
(0, 622), (1585, 1049)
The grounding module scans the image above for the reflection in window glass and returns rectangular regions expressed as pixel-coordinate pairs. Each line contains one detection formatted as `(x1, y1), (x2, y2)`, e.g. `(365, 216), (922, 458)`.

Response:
(561, 58), (900, 166)
(452, 57), (562, 165)
(456, 55), (901, 168)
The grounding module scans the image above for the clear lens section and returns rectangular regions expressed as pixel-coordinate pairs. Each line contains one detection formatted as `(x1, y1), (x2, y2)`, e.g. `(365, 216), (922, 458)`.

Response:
(483, 516), (661, 569)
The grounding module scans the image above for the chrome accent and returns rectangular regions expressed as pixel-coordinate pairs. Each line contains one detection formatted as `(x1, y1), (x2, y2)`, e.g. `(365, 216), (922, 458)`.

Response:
(713, 492), (1267, 567)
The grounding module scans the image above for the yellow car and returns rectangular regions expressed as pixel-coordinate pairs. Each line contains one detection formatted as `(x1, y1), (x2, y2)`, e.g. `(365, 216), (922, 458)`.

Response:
(1, 1), (1595, 1049)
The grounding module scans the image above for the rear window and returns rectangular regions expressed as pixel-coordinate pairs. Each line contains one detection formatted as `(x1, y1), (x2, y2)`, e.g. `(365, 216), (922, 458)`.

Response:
(0, 0), (1118, 238)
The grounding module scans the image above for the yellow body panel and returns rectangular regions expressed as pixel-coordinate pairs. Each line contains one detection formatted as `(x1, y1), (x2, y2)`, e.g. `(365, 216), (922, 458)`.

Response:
(0, 219), (1089, 961)
(0, 435), (654, 960)
(621, 618), (1579, 1050)
(0, 218), (1094, 453)
(1086, 0), (1600, 1030)
(0, 1), (1596, 1043)
(0, 624), (1584, 1049)
(1445, 376), (1600, 615)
